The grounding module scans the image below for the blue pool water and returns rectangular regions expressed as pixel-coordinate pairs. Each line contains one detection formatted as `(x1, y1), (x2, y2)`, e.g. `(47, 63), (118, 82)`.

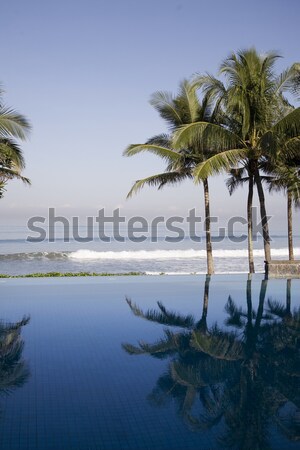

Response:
(0, 275), (299, 449)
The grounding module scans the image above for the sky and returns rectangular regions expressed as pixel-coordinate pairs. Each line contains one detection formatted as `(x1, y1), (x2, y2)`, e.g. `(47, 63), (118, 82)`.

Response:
(0, 0), (299, 232)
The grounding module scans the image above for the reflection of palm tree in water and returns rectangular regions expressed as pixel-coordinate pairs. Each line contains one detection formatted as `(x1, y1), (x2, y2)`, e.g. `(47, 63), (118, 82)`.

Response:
(0, 316), (30, 396)
(123, 277), (300, 449)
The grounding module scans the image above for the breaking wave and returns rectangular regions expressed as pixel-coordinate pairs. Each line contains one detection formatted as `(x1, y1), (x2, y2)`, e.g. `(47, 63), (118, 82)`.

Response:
(0, 248), (299, 262)
(67, 248), (300, 260)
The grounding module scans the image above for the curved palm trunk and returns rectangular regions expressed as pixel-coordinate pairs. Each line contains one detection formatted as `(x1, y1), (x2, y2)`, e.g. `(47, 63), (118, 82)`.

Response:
(203, 179), (214, 275)
(254, 166), (271, 263)
(182, 386), (197, 416)
(247, 175), (255, 273)
(287, 191), (294, 260)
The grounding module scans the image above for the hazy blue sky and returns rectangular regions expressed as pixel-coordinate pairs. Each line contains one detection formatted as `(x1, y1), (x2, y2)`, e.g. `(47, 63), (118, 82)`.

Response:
(0, 0), (299, 231)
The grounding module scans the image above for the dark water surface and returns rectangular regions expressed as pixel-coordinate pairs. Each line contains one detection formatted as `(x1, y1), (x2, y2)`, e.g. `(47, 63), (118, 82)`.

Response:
(0, 275), (299, 449)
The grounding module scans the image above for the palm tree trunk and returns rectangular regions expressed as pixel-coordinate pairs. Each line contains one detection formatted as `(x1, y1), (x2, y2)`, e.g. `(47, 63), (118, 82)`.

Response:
(254, 166), (271, 263)
(246, 275), (253, 339)
(246, 274), (252, 321)
(247, 176), (255, 273)
(203, 179), (214, 275)
(286, 279), (291, 316)
(254, 279), (268, 333)
(198, 275), (211, 332)
(287, 191), (294, 260)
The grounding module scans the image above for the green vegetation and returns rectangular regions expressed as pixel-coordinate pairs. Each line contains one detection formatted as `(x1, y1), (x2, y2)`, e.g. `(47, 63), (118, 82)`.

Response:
(125, 48), (300, 273)
(0, 271), (147, 278)
(0, 87), (31, 198)
(124, 80), (220, 274)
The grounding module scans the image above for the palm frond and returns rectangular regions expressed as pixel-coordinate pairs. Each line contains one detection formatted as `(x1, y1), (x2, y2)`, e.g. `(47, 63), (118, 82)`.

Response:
(173, 122), (244, 153)
(191, 331), (244, 361)
(267, 299), (286, 319)
(122, 329), (182, 357)
(0, 106), (31, 140)
(224, 296), (245, 328)
(125, 298), (195, 328)
(275, 64), (300, 94)
(226, 167), (248, 195)
(271, 108), (300, 142)
(192, 73), (227, 105)
(149, 91), (183, 127)
(0, 139), (26, 169)
(123, 143), (181, 163)
(126, 170), (191, 198)
(146, 133), (171, 147)
(193, 148), (248, 181)
(0, 167), (31, 185)
(177, 79), (200, 123)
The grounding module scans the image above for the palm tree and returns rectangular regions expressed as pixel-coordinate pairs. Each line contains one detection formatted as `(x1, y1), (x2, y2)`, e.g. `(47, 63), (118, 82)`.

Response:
(174, 49), (300, 267)
(0, 87), (31, 198)
(123, 80), (222, 274)
(264, 158), (300, 260)
(123, 274), (212, 358)
(0, 316), (30, 394)
(226, 163), (256, 272)
(123, 277), (300, 448)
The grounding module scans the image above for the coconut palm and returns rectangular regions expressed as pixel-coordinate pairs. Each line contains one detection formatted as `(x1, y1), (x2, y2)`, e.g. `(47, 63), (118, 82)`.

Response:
(226, 163), (257, 272)
(123, 277), (300, 448)
(123, 274), (212, 358)
(174, 49), (300, 266)
(0, 316), (30, 394)
(0, 87), (31, 198)
(264, 158), (300, 260)
(185, 281), (299, 447)
(123, 80), (223, 274)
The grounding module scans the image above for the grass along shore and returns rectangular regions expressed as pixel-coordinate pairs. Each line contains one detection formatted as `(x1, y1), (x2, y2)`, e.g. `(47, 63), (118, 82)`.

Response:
(0, 271), (147, 278)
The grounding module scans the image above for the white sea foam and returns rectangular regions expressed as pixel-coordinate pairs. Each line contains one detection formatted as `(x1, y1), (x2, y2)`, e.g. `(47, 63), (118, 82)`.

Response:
(67, 248), (300, 260)
(145, 271), (253, 275)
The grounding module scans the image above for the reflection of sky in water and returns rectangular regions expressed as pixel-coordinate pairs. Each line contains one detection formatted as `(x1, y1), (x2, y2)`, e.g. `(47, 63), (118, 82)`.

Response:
(0, 275), (299, 449)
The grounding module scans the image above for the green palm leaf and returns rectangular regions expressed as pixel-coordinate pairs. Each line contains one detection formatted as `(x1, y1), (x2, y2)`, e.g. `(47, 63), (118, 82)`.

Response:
(173, 122), (244, 152)
(0, 139), (26, 169)
(123, 143), (181, 163)
(0, 106), (31, 140)
(149, 91), (184, 127)
(193, 148), (248, 181)
(0, 167), (31, 184)
(126, 171), (192, 198)
(270, 107), (300, 141)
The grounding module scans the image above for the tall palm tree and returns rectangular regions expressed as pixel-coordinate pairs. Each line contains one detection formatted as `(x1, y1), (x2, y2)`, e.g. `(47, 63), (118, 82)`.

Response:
(124, 80), (221, 274)
(174, 49), (300, 267)
(123, 278), (300, 448)
(0, 87), (31, 198)
(226, 163), (256, 272)
(264, 159), (300, 260)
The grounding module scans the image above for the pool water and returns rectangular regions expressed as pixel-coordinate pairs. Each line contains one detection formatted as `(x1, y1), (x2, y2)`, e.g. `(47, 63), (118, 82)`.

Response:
(0, 275), (299, 449)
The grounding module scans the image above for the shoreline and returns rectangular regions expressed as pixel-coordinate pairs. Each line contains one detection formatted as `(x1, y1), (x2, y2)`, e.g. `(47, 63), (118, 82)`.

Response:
(0, 270), (263, 278)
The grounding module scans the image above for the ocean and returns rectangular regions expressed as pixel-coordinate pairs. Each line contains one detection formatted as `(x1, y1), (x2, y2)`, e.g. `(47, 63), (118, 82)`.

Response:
(0, 225), (298, 275)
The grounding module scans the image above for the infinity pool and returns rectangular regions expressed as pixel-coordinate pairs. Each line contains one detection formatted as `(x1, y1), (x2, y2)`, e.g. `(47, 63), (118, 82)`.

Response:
(0, 275), (299, 449)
